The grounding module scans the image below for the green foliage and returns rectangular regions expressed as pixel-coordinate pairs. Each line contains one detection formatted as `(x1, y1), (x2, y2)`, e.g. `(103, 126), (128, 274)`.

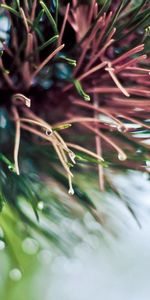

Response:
(0, 0), (150, 278)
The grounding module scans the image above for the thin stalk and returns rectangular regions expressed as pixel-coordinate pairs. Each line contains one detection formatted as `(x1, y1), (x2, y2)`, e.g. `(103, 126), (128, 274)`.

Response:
(12, 106), (21, 175)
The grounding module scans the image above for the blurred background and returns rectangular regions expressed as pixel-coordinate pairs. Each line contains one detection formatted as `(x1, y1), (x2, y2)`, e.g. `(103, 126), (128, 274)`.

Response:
(1, 169), (150, 300)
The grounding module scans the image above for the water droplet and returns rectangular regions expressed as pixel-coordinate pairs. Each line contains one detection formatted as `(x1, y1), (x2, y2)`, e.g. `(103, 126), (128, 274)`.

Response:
(0, 240), (5, 250)
(117, 124), (127, 133)
(136, 149), (142, 154)
(8, 165), (14, 171)
(45, 129), (52, 136)
(37, 201), (44, 210)
(69, 151), (76, 164)
(25, 98), (31, 107)
(52, 256), (69, 273)
(37, 250), (52, 264)
(68, 187), (74, 195)
(83, 94), (90, 101)
(118, 153), (127, 161)
(22, 238), (39, 255)
(9, 269), (22, 281)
